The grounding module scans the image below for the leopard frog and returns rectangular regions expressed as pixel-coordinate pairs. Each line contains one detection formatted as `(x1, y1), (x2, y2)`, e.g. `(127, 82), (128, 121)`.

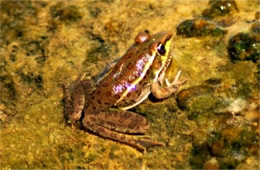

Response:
(63, 31), (183, 152)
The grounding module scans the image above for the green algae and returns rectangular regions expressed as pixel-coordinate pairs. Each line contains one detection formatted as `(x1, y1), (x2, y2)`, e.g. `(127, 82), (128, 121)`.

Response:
(0, 0), (259, 169)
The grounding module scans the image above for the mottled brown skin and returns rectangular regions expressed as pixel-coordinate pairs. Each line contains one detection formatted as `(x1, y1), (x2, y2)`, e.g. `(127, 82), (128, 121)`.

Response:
(63, 32), (183, 152)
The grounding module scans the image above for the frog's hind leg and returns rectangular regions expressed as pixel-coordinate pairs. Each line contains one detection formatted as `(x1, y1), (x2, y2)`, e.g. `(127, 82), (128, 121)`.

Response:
(96, 110), (149, 134)
(85, 122), (164, 152)
(82, 110), (164, 152)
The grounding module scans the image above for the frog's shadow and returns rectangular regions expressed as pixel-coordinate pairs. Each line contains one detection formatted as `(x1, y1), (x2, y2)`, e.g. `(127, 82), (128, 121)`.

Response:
(148, 94), (165, 103)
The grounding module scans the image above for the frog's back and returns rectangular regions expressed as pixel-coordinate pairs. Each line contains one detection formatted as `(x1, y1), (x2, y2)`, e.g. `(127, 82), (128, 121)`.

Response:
(87, 31), (173, 112)
(88, 46), (152, 111)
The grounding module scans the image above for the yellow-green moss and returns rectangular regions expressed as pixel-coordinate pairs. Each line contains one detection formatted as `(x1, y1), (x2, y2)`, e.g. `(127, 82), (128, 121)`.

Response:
(0, 0), (259, 169)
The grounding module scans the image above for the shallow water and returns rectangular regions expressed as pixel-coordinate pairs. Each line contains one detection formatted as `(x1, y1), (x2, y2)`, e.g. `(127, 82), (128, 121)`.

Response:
(0, 0), (259, 169)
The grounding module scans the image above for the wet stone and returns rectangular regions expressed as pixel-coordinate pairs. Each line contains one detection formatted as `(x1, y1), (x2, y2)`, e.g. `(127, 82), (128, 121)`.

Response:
(176, 18), (227, 38)
(202, 0), (239, 19)
(177, 85), (217, 112)
(190, 121), (258, 169)
(216, 16), (236, 27)
(227, 32), (260, 62)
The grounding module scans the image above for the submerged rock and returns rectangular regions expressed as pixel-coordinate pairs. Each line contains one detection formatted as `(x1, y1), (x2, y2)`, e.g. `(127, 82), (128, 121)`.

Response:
(202, 0), (239, 19)
(177, 85), (217, 112)
(227, 32), (260, 62)
(176, 18), (227, 38)
(190, 123), (259, 169)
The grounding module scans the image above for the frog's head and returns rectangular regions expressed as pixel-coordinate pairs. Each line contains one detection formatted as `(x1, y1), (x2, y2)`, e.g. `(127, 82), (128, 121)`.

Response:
(134, 31), (173, 81)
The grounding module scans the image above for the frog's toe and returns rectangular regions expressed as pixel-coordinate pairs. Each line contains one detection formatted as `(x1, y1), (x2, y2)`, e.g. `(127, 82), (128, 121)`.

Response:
(165, 70), (183, 87)
(133, 137), (165, 152)
(165, 79), (186, 88)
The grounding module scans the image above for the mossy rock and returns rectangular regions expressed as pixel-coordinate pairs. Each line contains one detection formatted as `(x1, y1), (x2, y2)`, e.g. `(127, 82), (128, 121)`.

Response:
(176, 18), (227, 38)
(177, 85), (217, 113)
(227, 32), (260, 62)
(202, 0), (239, 19)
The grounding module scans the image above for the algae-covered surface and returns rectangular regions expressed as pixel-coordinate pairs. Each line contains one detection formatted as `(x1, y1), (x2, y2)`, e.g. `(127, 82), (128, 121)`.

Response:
(0, 0), (259, 169)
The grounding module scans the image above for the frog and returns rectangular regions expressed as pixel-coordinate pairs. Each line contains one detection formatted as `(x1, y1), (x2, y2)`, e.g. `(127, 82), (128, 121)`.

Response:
(63, 31), (183, 152)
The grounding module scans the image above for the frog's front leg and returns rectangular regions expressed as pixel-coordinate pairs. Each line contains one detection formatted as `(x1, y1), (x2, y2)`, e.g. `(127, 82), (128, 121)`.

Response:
(82, 110), (164, 152)
(151, 70), (183, 99)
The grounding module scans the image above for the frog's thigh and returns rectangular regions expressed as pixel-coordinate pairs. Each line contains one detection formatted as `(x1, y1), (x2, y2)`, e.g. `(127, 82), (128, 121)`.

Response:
(151, 81), (179, 99)
(84, 110), (149, 134)
(82, 112), (163, 152)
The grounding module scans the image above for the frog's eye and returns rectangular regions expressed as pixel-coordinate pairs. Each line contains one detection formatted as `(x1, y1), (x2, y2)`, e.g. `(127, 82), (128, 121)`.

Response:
(135, 32), (150, 44)
(157, 43), (166, 55)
